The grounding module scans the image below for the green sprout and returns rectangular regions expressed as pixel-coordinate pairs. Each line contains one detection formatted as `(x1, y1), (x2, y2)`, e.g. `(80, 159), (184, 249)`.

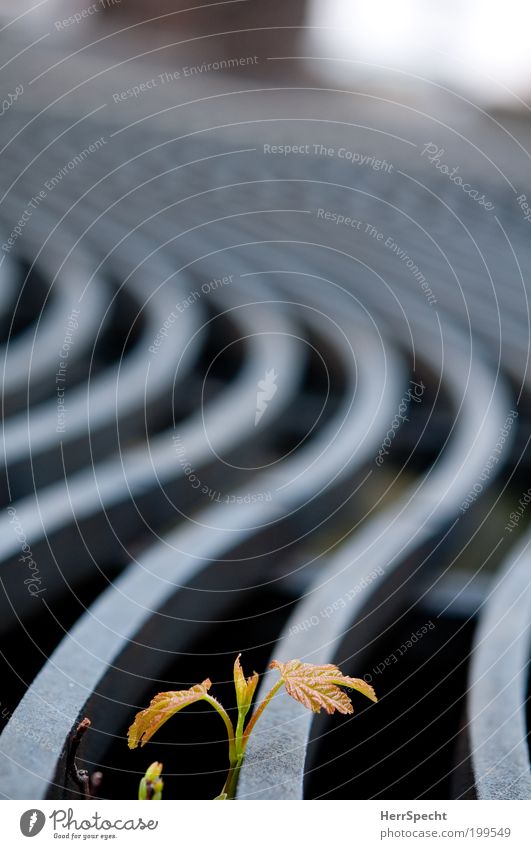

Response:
(129, 655), (376, 800)
(138, 761), (164, 800)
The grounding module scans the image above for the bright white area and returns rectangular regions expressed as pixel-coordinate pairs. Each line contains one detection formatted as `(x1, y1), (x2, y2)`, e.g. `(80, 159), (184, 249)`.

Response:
(308, 0), (531, 106)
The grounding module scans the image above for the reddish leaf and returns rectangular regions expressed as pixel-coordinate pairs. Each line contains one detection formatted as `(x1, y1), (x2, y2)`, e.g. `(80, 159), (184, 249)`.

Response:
(128, 680), (212, 748)
(270, 660), (377, 715)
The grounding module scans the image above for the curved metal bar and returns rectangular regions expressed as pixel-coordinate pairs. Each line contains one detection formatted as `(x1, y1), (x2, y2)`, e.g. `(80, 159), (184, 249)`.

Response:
(467, 533), (531, 799)
(0, 246), (108, 412)
(0, 282), (403, 799)
(0, 278), (304, 631)
(1, 262), (203, 478)
(238, 316), (513, 798)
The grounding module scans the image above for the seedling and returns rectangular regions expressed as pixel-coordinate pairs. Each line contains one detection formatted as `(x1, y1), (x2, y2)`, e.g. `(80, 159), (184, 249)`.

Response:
(138, 762), (164, 801)
(128, 655), (377, 800)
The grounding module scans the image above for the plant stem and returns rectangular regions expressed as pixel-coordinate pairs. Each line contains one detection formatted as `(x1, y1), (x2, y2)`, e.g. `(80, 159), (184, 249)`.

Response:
(211, 679), (284, 799)
(242, 680), (283, 750)
(203, 693), (240, 799)
(220, 752), (244, 800)
(204, 694), (236, 761)
(218, 680), (284, 799)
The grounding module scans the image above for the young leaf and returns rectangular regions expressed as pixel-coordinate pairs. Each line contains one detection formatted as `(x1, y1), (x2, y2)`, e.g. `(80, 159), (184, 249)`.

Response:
(128, 680), (212, 749)
(270, 659), (377, 715)
(139, 762), (164, 800)
(234, 654), (259, 712)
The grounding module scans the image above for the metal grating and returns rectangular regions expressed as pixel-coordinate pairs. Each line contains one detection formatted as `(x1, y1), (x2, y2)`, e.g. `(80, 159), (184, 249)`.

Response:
(0, 36), (531, 801)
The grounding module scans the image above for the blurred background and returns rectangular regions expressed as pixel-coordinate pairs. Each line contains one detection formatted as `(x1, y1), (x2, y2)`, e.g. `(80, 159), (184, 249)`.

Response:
(0, 0), (531, 804)
(5, 0), (531, 103)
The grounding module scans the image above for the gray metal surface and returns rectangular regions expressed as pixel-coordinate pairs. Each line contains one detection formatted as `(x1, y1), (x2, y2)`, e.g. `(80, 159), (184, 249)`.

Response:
(468, 533), (531, 799)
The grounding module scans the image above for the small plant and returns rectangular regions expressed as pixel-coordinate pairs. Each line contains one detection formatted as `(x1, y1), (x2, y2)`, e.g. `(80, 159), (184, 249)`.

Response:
(129, 656), (376, 800)
(138, 762), (164, 800)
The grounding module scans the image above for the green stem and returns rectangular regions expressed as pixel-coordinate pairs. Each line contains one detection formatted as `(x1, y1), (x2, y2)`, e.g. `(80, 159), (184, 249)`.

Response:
(220, 752), (244, 800)
(226, 703), (252, 800)
(203, 694), (258, 801)
(210, 679), (284, 799)
(204, 694), (236, 758)
(235, 706), (246, 744)
(242, 680), (283, 751)
(218, 680), (284, 799)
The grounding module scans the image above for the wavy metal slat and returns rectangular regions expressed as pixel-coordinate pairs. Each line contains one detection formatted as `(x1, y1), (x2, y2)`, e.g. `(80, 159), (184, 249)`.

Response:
(1, 262), (204, 482)
(0, 278), (403, 799)
(467, 533), (531, 800)
(0, 249), (108, 414)
(238, 310), (513, 798)
(0, 279), (304, 631)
